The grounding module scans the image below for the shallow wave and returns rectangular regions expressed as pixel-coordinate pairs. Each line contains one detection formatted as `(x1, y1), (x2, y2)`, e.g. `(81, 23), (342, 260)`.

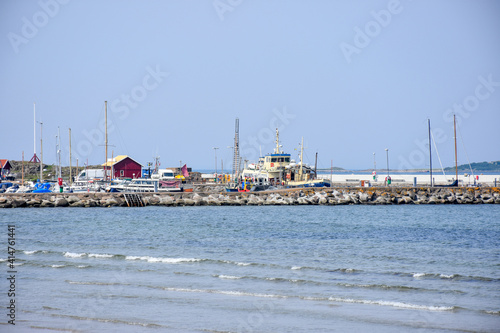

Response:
(66, 280), (125, 286)
(24, 250), (38, 255)
(327, 268), (361, 273)
(391, 271), (500, 282)
(484, 310), (500, 316)
(125, 256), (201, 263)
(327, 297), (456, 311)
(51, 265), (65, 268)
(220, 260), (253, 266)
(215, 274), (242, 280)
(49, 313), (167, 328)
(88, 253), (114, 258)
(339, 283), (424, 292)
(162, 287), (286, 299)
(64, 252), (86, 258)
(159, 286), (456, 311)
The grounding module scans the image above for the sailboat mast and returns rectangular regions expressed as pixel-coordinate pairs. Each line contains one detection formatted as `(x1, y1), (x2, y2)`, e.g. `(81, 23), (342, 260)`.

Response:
(105, 101), (108, 182)
(40, 122), (43, 182)
(58, 126), (62, 178)
(274, 128), (280, 154)
(69, 128), (72, 185)
(33, 103), (36, 155)
(454, 114), (458, 182)
(299, 137), (304, 180)
(314, 152), (318, 179)
(428, 119), (432, 187)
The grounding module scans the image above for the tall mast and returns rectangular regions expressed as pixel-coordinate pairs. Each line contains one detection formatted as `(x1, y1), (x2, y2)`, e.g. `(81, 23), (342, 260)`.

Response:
(233, 118), (240, 181)
(33, 103), (36, 155)
(105, 101), (108, 182)
(314, 152), (318, 179)
(428, 119), (432, 187)
(40, 121), (43, 182)
(58, 126), (62, 179)
(299, 137), (304, 180)
(454, 114), (458, 182)
(69, 128), (72, 185)
(30, 103), (40, 163)
(274, 128), (281, 154)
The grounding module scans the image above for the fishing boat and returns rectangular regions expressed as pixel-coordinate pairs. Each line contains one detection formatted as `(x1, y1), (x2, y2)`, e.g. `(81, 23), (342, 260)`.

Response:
(234, 129), (331, 191)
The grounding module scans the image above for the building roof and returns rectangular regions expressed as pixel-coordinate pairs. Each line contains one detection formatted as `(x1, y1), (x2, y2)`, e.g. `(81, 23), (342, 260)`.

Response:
(0, 159), (11, 169)
(101, 155), (143, 167)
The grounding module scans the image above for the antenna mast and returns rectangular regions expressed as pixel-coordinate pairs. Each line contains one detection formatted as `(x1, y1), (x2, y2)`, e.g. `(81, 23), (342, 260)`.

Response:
(233, 118), (240, 180)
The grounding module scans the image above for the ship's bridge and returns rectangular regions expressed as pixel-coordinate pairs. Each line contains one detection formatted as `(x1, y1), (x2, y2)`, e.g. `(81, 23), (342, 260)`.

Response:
(263, 153), (291, 170)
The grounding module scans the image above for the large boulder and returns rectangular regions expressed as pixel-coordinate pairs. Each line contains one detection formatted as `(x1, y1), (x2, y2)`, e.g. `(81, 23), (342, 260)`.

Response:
(55, 198), (69, 207)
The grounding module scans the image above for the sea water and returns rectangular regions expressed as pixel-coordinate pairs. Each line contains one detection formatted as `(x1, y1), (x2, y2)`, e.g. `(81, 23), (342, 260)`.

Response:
(1, 205), (499, 332)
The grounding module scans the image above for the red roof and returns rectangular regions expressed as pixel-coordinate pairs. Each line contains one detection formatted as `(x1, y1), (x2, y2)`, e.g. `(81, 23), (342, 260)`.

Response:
(0, 159), (11, 169)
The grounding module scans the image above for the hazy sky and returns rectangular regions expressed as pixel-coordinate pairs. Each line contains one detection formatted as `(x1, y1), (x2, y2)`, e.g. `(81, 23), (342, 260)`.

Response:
(1, 0), (499, 171)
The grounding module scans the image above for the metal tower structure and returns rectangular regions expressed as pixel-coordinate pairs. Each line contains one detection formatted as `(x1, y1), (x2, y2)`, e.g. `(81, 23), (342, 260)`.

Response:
(232, 118), (240, 180)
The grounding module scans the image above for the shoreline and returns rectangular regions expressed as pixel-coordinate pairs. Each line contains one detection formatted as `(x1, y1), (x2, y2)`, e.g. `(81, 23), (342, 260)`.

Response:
(1, 187), (499, 208)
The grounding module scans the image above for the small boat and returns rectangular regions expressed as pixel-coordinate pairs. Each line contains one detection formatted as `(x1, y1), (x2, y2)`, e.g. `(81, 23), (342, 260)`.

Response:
(118, 178), (183, 192)
(71, 179), (104, 193)
(32, 182), (52, 193)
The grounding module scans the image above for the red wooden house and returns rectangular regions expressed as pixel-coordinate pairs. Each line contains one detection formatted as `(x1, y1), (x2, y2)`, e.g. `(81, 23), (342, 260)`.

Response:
(102, 155), (142, 179)
(0, 159), (12, 179)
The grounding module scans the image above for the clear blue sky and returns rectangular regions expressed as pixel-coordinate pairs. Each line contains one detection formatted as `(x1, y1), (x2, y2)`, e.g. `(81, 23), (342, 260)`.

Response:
(1, 0), (499, 171)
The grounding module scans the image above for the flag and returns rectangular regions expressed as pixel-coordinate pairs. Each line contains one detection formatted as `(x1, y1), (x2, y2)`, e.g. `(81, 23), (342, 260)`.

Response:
(181, 164), (189, 177)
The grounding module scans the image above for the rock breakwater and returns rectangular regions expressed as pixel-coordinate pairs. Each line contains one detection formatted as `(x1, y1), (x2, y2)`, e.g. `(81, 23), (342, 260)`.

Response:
(1, 187), (499, 208)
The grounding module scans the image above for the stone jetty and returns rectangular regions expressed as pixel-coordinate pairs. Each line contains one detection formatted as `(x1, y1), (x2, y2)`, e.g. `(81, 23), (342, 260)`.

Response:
(1, 187), (499, 208)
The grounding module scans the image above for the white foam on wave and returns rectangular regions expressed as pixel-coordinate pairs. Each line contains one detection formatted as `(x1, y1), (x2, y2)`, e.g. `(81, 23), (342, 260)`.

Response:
(64, 252), (86, 258)
(0, 259), (6, 262)
(24, 250), (38, 255)
(77, 265), (89, 268)
(291, 266), (303, 270)
(125, 256), (200, 263)
(217, 275), (242, 280)
(328, 297), (454, 311)
(413, 273), (426, 278)
(88, 253), (114, 258)
(52, 265), (65, 268)
(220, 260), (252, 266)
(236, 262), (251, 266)
(439, 274), (456, 279)
(162, 287), (286, 299)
